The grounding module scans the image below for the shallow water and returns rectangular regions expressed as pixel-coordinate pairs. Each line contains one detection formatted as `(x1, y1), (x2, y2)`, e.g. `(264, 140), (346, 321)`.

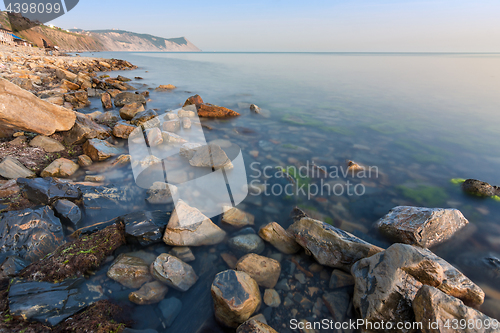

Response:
(76, 51), (500, 331)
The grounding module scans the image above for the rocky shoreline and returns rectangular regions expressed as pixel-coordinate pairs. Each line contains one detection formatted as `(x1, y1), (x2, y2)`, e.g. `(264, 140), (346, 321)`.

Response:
(0, 45), (499, 333)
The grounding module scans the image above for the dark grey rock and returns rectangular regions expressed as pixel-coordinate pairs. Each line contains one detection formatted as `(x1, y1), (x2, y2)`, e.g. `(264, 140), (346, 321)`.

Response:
(0, 256), (30, 279)
(228, 234), (265, 255)
(53, 199), (82, 228)
(157, 297), (182, 327)
(462, 179), (499, 197)
(17, 177), (81, 205)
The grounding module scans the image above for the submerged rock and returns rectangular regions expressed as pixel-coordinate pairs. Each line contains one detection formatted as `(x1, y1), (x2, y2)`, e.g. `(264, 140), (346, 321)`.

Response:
(259, 222), (301, 254)
(0, 206), (65, 262)
(40, 158), (79, 178)
(146, 182), (178, 205)
(145, 127), (163, 146)
(237, 319), (278, 333)
(179, 142), (203, 160)
(17, 177), (81, 205)
(169, 246), (195, 262)
(462, 179), (499, 197)
(263, 289), (281, 308)
(235, 254), (281, 289)
(129, 281), (169, 305)
(211, 270), (261, 328)
(83, 138), (126, 161)
(189, 144), (233, 169)
(376, 206), (469, 248)
(114, 92), (146, 107)
(162, 119), (180, 132)
(288, 216), (383, 271)
(228, 234), (265, 255)
(150, 253), (198, 291)
(107, 253), (153, 289)
(222, 206), (255, 228)
(158, 297), (182, 327)
(0, 156), (35, 179)
(29, 135), (65, 152)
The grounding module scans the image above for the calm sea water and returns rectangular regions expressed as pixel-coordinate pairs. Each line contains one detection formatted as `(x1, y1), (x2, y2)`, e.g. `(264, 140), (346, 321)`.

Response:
(78, 52), (500, 331)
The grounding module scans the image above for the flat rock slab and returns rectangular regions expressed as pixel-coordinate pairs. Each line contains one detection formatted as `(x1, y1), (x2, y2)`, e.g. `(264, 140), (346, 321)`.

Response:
(0, 156), (35, 179)
(376, 206), (469, 248)
(83, 138), (126, 161)
(288, 216), (383, 271)
(53, 199), (82, 228)
(29, 135), (65, 152)
(17, 177), (81, 205)
(150, 253), (198, 291)
(40, 157), (79, 178)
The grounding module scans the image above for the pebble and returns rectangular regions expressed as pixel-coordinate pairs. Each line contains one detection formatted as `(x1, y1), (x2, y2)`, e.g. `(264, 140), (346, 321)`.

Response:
(263, 289), (281, 307)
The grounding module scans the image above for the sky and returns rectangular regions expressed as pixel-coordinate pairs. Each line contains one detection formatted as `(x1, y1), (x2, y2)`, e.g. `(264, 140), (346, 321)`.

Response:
(16, 0), (500, 51)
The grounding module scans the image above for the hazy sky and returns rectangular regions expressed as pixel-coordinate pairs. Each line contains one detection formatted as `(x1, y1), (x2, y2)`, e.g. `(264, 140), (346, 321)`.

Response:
(43, 0), (500, 51)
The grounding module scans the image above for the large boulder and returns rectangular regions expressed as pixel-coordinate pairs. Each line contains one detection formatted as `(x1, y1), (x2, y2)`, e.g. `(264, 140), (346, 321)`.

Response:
(259, 222), (301, 254)
(17, 177), (81, 205)
(163, 200), (226, 246)
(351, 243), (485, 332)
(376, 206), (469, 248)
(0, 206), (65, 262)
(0, 156), (35, 179)
(288, 216), (383, 271)
(150, 253), (198, 291)
(235, 254), (281, 289)
(0, 78), (76, 136)
(63, 113), (111, 145)
(114, 92), (146, 107)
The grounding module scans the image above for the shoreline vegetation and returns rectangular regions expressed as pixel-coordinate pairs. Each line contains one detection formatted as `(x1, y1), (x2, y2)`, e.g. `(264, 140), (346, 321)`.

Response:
(0, 44), (499, 333)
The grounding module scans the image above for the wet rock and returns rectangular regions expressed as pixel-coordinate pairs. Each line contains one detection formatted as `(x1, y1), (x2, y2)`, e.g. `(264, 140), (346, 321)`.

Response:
(162, 119), (180, 132)
(183, 94), (204, 107)
(150, 253), (198, 291)
(235, 254), (281, 288)
(250, 104), (261, 113)
(221, 252), (238, 269)
(107, 253), (154, 289)
(158, 297), (182, 327)
(323, 290), (352, 323)
(0, 156), (35, 179)
(351, 243), (485, 330)
(112, 121), (135, 140)
(0, 206), (64, 262)
(64, 91), (90, 109)
(40, 158), (79, 178)
(79, 185), (136, 223)
(211, 270), (261, 328)
(237, 319), (278, 333)
(222, 206), (255, 228)
(101, 92), (113, 109)
(19, 223), (125, 281)
(83, 138), (126, 161)
(53, 199), (82, 227)
(63, 113), (111, 145)
(169, 247), (195, 262)
(229, 234), (265, 255)
(0, 78), (76, 136)
(17, 177), (81, 205)
(129, 281), (168, 305)
(78, 154), (93, 167)
(146, 182), (178, 204)
(189, 144), (233, 169)
(178, 109), (196, 118)
(145, 127), (163, 146)
(162, 131), (187, 144)
(462, 179), (499, 197)
(131, 109), (158, 127)
(120, 102), (145, 120)
(0, 256), (29, 279)
(155, 84), (176, 91)
(263, 289), (281, 307)
(0, 179), (19, 197)
(259, 222), (301, 254)
(29, 135), (65, 152)
(95, 110), (121, 124)
(84, 175), (105, 182)
(414, 285), (498, 333)
(288, 216), (383, 271)
(117, 75), (131, 82)
(329, 269), (355, 289)
(376, 206), (469, 248)
(179, 142), (203, 159)
(182, 117), (191, 129)
(114, 92), (146, 107)
(197, 103), (240, 118)
(163, 200), (226, 246)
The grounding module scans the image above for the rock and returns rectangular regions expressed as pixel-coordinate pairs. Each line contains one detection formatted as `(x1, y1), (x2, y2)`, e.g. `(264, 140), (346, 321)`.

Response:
(0, 206), (64, 262)
(61, 79), (79, 90)
(53, 199), (82, 228)
(162, 119), (180, 132)
(64, 91), (90, 109)
(288, 216), (383, 271)
(150, 253), (198, 291)
(323, 290), (352, 323)
(17, 177), (81, 205)
(162, 131), (187, 144)
(164, 113), (178, 120)
(84, 175), (105, 182)
(414, 285), (499, 333)
(107, 89), (122, 98)
(146, 182), (178, 204)
(101, 92), (113, 109)
(120, 102), (145, 120)
(107, 253), (153, 289)
(0, 156), (35, 179)
(163, 200), (226, 246)
(78, 154), (93, 167)
(19, 223), (125, 281)
(235, 254), (281, 288)
(117, 75), (131, 82)
(189, 144), (233, 169)
(329, 269), (355, 289)
(113, 120), (136, 139)
(259, 222), (301, 254)
(351, 243), (485, 330)
(0, 256), (29, 279)
(221, 253), (238, 269)
(178, 109), (196, 118)
(158, 297), (182, 327)
(183, 95), (204, 107)
(83, 138), (126, 161)
(462, 179), (499, 197)
(155, 84), (176, 91)
(0, 179), (20, 197)
(263, 289), (281, 308)
(87, 88), (105, 97)
(55, 68), (77, 81)
(0, 78), (76, 135)
(63, 113), (111, 145)
(376, 206), (469, 248)
(11, 77), (33, 90)
(229, 234), (265, 255)
(222, 206), (255, 228)
(169, 247), (195, 262)
(114, 92), (146, 107)
(250, 104), (261, 113)
(41, 158), (79, 178)
(182, 117), (191, 129)
(237, 319), (278, 333)
(211, 270), (261, 328)
(9, 135), (27, 146)
(179, 142), (203, 159)
(145, 127), (163, 146)
(131, 109), (158, 127)
(197, 103), (240, 118)
(129, 281), (168, 305)
(29, 135), (65, 152)
(95, 110), (121, 124)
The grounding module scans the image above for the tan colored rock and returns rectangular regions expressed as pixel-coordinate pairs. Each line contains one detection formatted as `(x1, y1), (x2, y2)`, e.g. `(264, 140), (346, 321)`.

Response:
(237, 319), (278, 333)
(189, 144), (233, 169)
(0, 78), (76, 136)
(0, 156), (35, 179)
(83, 139), (126, 161)
(55, 68), (77, 81)
(155, 84), (176, 91)
(41, 158), (79, 178)
(29, 135), (65, 152)
(120, 102), (145, 120)
(235, 253), (281, 289)
(101, 92), (113, 109)
(179, 142), (203, 160)
(129, 281), (168, 305)
(107, 253), (153, 289)
(263, 289), (281, 308)
(150, 253), (198, 291)
(77, 154), (93, 167)
(212, 270), (261, 328)
(259, 222), (301, 254)
(197, 103), (240, 118)
(222, 206), (255, 228)
(64, 91), (90, 109)
(61, 79), (79, 91)
(145, 127), (163, 146)
(112, 121), (136, 139)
